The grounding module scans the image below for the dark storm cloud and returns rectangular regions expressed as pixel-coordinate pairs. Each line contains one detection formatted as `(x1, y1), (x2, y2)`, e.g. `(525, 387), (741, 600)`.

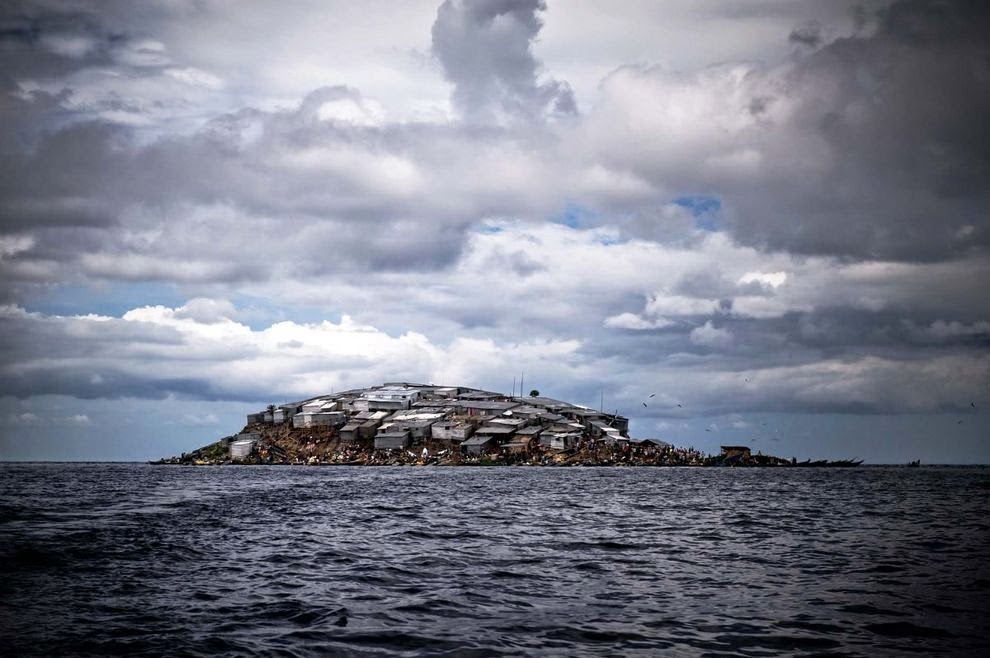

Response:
(586, 0), (989, 261)
(589, 302), (990, 367)
(431, 0), (576, 122)
(0, 97), (476, 291)
(726, 0), (990, 260)
(0, 306), (213, 400)
(788, 21), (824, 48)
(0, 68), (578, 298)
(581, 319), (988, 417)
(6, 369), (222, 401)
(0, 6), (103, 87)
(0, 1), (186, 100)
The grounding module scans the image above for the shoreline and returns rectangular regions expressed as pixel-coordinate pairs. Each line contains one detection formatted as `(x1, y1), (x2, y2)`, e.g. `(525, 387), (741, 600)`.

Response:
(151, 451), (863, 468)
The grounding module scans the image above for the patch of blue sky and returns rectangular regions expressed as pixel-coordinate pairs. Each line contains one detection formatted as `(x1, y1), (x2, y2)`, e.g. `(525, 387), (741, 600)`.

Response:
(23, 282), (346, 331)
(598, 234), (621, 246)
(226, 292), (343, 330)
(552, 202), (600, 229)
(674, 194), (722, 231)
(26, 281), (186, 318)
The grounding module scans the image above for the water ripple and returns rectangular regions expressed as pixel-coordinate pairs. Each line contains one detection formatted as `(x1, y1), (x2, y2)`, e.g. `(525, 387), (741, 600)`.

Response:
(1, 464), (988, 656)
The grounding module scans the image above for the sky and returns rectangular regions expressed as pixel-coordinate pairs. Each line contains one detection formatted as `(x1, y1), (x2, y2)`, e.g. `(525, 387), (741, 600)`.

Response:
(0, 0), (987, 462)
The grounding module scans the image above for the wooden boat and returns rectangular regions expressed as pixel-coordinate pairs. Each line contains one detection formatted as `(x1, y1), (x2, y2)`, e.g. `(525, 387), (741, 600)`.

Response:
(793, 458), (862, 467)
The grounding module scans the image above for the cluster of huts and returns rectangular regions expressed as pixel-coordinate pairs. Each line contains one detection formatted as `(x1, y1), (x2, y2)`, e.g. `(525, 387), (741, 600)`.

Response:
(232, 383), (642, 460)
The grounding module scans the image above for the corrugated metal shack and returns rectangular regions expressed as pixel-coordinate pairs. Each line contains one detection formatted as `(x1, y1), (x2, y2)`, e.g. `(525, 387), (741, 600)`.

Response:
(292, 411), (346, 429)
(431, 419), (477, 442)
(277, 403), (303, 425)
(339, 422), (361, 444)
(457, 390), (501, 401)
(515, 425), (543, 441)
(474, 424), (517, 439)
(374, 428), (411, 450)
(516, 396), (573, 412)
(541, 432), (579, 451)
(503, 435), (535, 454)
(364, 387), (421, 411)
(451, 400), (519, 417)
(488, 416), (529, 430)
(461, 435), (495, 456)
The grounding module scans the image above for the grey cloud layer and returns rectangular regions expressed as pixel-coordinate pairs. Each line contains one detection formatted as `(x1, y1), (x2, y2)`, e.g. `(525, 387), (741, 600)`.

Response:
(0, 0), (985, 279)
(1, 224), (986, 416)
(730, 0), (990, 260)
(586, 0), (990, 260)
(1, 294), (985, 416)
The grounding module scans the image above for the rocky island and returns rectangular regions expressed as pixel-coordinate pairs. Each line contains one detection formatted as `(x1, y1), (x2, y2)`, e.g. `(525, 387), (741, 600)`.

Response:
(157, 382), (861, 467)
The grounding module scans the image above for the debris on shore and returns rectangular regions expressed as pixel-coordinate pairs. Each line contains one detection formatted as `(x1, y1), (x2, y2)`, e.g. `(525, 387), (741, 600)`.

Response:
(154, 382), (859, 467)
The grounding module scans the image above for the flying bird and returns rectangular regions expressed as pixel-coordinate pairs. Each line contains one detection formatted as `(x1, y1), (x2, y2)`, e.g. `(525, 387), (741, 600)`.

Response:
(642, 402), (648, 407)
(972, 402), (977, 408)
(649, 393), (656, 398)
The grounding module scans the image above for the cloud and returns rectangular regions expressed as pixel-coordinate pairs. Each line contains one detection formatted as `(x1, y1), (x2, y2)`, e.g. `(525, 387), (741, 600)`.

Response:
(1, 286), (986, 418)
(788, 21), (825, 49)
(646, 295), (724, 318)
(173, 298), (239, 324)
(603, 313), (674, 331)
(905, 319), (990, 343)
(575, 0), (990, 260)
(735, 0), (990, 260)
(39, 33), (98, 59)
(0, 300), (586, 403)
(431, 0), (576, 123)
(7, 412), (40, 425)
(690, 321), (733, 348)
(738, 271), (788, 289)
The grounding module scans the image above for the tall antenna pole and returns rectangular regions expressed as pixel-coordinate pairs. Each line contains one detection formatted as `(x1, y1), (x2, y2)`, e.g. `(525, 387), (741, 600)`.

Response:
(600, 387), (604, 413)
(520, 371), (524, 397)
(512, 376), (516, 397)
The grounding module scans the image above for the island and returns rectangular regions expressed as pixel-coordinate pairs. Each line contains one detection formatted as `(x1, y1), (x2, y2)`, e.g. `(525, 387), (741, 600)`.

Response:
(155, 382), (860, 467)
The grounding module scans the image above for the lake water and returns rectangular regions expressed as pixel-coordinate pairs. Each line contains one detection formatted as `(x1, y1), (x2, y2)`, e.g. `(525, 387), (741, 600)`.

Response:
(1, 464), (988, 656)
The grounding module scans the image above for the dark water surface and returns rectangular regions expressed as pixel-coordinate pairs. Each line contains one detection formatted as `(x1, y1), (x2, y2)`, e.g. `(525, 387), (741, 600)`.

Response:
(1, 464), (988, 656)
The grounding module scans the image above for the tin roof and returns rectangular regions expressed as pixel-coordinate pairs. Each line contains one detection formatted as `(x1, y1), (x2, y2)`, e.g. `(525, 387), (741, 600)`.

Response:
(451, 400), (519, 411)
(475, 425), (516, 435)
